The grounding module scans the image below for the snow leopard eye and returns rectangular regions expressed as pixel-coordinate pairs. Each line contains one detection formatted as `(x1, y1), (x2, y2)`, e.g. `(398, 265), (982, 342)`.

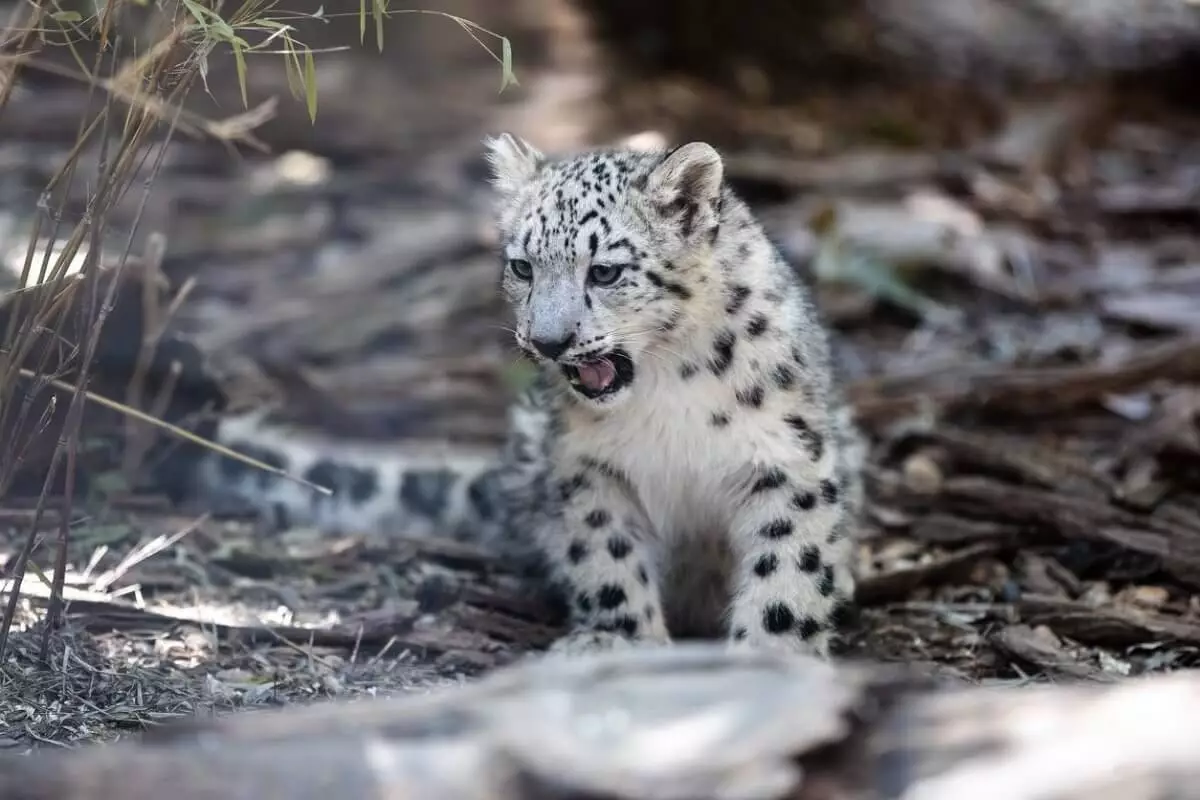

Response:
(507, 259), (533, 281)
(587, 263), (625, 287)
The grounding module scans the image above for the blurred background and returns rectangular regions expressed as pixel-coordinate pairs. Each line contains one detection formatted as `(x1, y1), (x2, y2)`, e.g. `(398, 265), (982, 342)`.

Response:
(3, 0), (1199, 452)
(0, 0), (1199, 744)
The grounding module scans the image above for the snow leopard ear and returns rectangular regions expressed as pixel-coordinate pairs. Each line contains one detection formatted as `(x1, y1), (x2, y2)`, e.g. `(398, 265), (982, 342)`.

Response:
(642, 142), (724, 214)
(484, 133), (544, 198)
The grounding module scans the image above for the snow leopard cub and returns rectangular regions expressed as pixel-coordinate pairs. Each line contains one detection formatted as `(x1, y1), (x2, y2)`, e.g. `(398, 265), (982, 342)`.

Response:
(486, 134), (864, 656)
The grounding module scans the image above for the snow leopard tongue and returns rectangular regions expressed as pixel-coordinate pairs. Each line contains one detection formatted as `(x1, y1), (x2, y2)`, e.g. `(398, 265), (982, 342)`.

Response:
(575, 357), (617, 392)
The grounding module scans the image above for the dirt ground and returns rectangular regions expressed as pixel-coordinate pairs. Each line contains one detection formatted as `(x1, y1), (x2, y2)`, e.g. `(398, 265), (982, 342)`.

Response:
(1, 1), (1200, 751)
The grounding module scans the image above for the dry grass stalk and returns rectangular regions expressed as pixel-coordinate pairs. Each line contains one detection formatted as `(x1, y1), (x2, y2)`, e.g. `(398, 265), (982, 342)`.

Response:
(0, 1), (517, 668)
(0, 0), (493, 666)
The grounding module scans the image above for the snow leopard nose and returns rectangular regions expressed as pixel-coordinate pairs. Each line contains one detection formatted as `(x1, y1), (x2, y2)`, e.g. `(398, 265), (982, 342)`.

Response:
(531, 332), (576, 360)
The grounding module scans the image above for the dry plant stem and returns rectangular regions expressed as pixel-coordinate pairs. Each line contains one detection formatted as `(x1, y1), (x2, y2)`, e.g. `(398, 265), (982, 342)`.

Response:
(0, 414), (65, 661)
(1, 75), (110, 664)
(1, 106), (111, 347)
(41, 58), (119, 656)
(0, 154), (91, 491)
(0, 7), (202, 660)
(1, 399), (59, 496)
(0, 1), (46, 122)
(21, 367), (330, 494)
(0, 106), (112, 494)
(0, 286), (75, 495)
(39, 39), (200, 655)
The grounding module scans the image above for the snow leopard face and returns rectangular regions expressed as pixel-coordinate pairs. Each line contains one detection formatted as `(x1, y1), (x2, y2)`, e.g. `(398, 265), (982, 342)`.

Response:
(485, 134), (726, 409)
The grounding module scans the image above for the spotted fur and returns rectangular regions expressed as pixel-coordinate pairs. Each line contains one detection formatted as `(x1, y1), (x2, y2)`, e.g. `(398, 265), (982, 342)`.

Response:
(485, 134), (865, 657)
(177, 136), (866, 659)
(186, 409), (506, 541)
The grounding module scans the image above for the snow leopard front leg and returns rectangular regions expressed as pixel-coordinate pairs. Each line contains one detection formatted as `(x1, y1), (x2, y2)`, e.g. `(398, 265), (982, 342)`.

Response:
(725, 449), (856, 658)
(537, 458), (671, 655)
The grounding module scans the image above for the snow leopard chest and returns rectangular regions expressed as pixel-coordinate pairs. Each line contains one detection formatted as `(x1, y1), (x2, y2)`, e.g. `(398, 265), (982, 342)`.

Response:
(556, 367), (777, 542)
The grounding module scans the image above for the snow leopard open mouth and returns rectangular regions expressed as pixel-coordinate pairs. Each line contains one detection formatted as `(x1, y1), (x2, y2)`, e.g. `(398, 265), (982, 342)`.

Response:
(562, 348), (635, 399)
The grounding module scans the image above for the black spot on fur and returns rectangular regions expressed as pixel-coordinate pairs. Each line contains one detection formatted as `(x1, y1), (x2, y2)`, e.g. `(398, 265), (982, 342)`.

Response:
(783, 415), (825, 462)
(644, 269), (692, 300)
(751, 468), (788, 493)
(576, 592), (593, 613)
(733, 626), (748, 640)
(710, 412), (731, 428)
(830, 598), (856, 628)
(305, 460), (380, 505)
(680, 362), (699, 379)
(400, 469), (457, 518)
(746, 314), (770, 337)
(759, 519), (794, 539)
(636, 563), (650, 586)
(799, 545), (823, 573)
(819, 564), (836, 596)
(821, 479), (840, 504)
(792, 491), (817, 511)
(798, 616), (822, 640)
(607, 535), (633, 559)
(753, 553), (779, 577)
(644, 603), (655, 620)
(772, 364), (796, 390)
(725, 284), (751, 315)
(709, 329), (737, 376)
(220, 441), (288, 488)
(736, 384), (765, 408)
(598, 584), (628, 610)
(585, 509), (611, 528)
(763, 602), (796, 634)
(581, 457), (627, 485)
(559, 473), (591, 502)
(744, 311), (772, 338)
(567, 540), (589, 564)
(609, 615), (639, 636)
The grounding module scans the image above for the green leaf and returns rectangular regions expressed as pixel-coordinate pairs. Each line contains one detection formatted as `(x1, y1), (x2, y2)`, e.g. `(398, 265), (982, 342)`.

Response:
(373, 0), (385, 52)
(303, 48), (318, 123)
(500, 35), (517, 91)
(180, 0), (209, 30)
(279, 33), (304, 101)
(50, 11), (82, 22)
(231, 39), (249, 108)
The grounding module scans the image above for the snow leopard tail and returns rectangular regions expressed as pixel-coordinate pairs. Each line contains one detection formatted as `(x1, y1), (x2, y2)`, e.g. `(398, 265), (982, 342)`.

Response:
(178, 409), (509, 544)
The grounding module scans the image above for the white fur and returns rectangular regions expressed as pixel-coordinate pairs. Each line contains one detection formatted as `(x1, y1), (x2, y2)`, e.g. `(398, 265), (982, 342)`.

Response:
(484, 133), (544, 201)
(490, 136), (863, 658)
